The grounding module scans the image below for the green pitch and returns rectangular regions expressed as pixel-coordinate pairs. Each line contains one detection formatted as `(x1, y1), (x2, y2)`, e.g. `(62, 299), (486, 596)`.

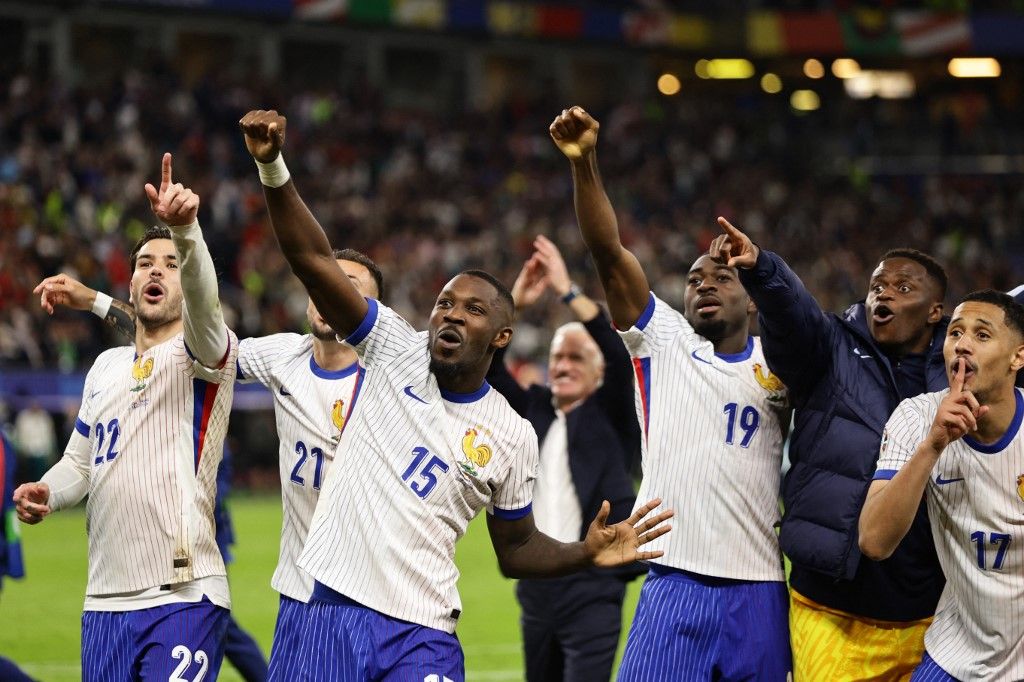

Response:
(0, 494), (642, 681)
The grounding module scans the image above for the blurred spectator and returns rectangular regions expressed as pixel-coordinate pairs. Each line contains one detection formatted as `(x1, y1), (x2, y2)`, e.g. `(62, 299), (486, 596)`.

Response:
(0, 65), (1022, 375)
(12, 401), (56, 482)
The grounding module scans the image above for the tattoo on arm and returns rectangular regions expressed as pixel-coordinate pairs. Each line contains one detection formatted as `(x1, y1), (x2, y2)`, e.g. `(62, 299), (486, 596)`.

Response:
(105, 299), (137, 340)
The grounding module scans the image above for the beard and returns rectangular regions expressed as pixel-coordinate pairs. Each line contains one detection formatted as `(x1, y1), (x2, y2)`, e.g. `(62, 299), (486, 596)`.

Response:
(134, 294), (182, 331)
(429, 355), (465, 381)
(690, 316), (729, 344)
(310, 323), (337, 341)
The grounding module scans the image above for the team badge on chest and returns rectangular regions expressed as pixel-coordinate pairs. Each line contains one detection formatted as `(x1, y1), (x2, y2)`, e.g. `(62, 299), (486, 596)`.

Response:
(131, 356), (154, 393)
(753, 363), (786, 404)
(331, 399), (346, 431)
(459, 426), (492, 476)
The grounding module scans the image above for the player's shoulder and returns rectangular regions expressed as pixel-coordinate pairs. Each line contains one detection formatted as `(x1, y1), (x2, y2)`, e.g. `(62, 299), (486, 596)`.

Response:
(895, 390), (945, 420)
(92, 344), (135, 368)
(240, 332), (311, 358)
(482, 386), (538, 443)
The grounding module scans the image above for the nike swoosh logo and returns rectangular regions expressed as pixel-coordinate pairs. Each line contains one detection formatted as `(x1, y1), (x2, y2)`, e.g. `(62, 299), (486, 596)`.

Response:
(853, 347), (874, 359)
(404, 385), (428, 403)
(89, 390), (102, 399)
(690, 350), (712, 365)
(935, 475), (965, 485)
(279, 386), (291, 397)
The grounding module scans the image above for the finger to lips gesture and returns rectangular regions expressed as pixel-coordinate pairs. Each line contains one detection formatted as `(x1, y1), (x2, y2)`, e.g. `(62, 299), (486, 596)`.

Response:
(586, 497), (674, 567)
(144, 153), (199, 227)
(238, 109), (287, 163)
(929, 358), (988, 451)
(549, 106), (599, 161)
(709, 217), (759, 269)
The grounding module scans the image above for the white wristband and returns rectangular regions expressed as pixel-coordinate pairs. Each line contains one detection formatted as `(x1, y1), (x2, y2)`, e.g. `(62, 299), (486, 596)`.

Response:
(255, 154), (290, 188)
(91, 291), (113, 319)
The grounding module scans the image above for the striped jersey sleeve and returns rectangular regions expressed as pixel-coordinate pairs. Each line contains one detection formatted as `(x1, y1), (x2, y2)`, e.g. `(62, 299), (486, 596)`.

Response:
(343, 299), (422, 369)
(616, 292), (692, 357)
(875, 394), (937, 480)
(44, 360), (107, 510)
(488, 419), (538, 519)
(237, 333), (304, 385)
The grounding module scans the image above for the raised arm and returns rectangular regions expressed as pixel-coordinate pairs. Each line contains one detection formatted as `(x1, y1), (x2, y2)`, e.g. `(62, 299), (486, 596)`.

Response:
(859, 361), (984, 560)
(550, 107), (650, 330)
(34, 274), (137, 340)
(710, 217), (836, 395)
(238, 110), (367, 338)
(487, 498), (671, 579)
(145, 153), (228, 368)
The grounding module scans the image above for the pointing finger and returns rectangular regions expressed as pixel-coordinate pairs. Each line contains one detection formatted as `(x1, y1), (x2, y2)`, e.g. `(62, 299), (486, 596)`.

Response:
(717, 216), (744, 238)
(160, 152), (173, 193)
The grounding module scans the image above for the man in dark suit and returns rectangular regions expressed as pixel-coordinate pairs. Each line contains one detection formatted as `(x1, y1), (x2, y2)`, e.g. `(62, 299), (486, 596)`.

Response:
(487, 235), (640, 682)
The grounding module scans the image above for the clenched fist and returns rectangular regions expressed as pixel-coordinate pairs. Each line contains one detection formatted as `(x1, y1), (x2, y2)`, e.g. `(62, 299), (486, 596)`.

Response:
(549, 106), (599, 161)
(239, 109), (287, 163)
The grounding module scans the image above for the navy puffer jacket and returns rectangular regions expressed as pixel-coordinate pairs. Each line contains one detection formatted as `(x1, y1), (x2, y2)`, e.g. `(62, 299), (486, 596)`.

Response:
(740, 250), (946, 621)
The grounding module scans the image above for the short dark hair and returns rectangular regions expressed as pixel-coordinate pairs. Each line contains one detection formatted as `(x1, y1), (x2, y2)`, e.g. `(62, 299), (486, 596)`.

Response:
(129, 226), (173, 270)
(459, 269), (514, 322)
(333, 248), (385, 302)
(882, 248), (947, 300)
(960, 289), (1024, 339)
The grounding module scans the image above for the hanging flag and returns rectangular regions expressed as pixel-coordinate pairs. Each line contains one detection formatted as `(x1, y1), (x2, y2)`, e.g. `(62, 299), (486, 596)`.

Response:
(895, 11), (971, 55)
(537, 6), (584, 40)
(448, 0), (486, 32)
(669, 14), (711, 50)
(623, 11), (671, 46)
(839, 9), (901, 56)
(293, 0), (349, 21)
(487, 1), (538, 37)
(748, 11), (785, 56)
(393, 0), (446, 29)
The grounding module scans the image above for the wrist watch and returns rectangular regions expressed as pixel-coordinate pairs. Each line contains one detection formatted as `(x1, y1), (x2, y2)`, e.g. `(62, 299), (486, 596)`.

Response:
(561, 283), (582, 304)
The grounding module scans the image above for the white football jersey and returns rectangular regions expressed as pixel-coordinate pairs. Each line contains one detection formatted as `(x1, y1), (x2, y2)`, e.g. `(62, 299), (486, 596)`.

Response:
(237, 333), (359, 602)
(618, 293), (788, 581)
(876, 389), (1024, 680)
(45, 332), (238, 601)
(298, 300), (538, 633)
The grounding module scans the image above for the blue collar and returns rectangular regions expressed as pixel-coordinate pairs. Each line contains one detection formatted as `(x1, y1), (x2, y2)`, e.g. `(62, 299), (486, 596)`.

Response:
(963, 389), (1024, 454)
(439, 382), (491, 403)
(309, 355), (359, 380)
(715, 336), (754, 363)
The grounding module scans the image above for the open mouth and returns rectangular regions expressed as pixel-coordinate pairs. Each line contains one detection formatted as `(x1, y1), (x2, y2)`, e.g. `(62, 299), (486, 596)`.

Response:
(142, 282), (165, 304)
(695, 296), (722, 316)
(952, 359), (977, 382)
(436, 327), (463, 350)
(872, 304), (895, 325)
(552, 372), (575, 385)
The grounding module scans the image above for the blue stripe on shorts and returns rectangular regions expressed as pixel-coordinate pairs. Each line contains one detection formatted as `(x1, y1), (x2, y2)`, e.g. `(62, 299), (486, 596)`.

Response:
(617, 565), (791, 682)
(911, 652), (960, 682)
(297, 582), (464, 681)
(81, 597), (228, 682)
(268, 594), (307, 682)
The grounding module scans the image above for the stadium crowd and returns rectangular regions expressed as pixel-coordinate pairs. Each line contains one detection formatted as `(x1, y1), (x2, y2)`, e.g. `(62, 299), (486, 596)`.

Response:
(1, 66), (1023, 372)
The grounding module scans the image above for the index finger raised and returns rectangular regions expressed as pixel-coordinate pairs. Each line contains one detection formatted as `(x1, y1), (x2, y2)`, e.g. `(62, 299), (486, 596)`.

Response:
(160, 152), (173, 193)
(717, 216), (745, 239)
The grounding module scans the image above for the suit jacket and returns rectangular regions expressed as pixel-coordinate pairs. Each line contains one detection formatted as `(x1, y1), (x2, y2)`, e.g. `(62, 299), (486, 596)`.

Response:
(487, 309), (642, 580)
